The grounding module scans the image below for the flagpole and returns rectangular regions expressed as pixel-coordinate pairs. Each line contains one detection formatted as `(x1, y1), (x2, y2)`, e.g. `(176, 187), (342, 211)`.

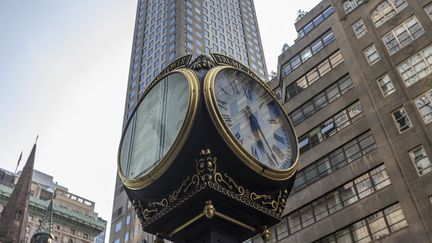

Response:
(14, 151), (23, 174)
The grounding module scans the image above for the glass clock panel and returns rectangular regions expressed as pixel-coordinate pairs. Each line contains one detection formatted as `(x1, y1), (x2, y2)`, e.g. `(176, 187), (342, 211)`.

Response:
(120, 73), (190, 180)
(214, 69), (297, 171)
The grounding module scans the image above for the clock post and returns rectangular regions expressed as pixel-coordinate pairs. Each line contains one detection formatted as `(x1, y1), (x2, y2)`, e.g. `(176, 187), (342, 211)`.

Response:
(117, 54), (299, 242)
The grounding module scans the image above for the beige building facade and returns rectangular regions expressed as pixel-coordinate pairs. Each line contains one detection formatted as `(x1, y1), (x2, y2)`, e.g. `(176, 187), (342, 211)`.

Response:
(0, 169), (107, 243)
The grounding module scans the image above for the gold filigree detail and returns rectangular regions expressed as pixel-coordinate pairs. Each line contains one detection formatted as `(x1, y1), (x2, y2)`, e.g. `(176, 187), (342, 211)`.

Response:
(132, 149), (292, 228)
(250, 192), (271, 201)
(223, 173), (245, 196)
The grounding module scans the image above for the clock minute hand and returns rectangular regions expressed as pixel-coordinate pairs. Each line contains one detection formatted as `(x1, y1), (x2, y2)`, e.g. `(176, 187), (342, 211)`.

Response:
(245, 106), (278, 166)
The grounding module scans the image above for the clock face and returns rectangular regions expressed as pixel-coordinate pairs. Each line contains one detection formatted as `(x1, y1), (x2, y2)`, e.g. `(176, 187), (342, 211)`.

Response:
(206, 68), (298, 174)
(119, 71), (198, 183)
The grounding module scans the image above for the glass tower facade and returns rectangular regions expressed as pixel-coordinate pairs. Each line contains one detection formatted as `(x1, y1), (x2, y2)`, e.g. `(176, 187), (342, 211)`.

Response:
(110, 0), (268, 242)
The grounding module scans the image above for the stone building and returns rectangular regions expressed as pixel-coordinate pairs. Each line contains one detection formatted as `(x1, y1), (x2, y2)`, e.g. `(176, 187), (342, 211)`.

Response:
(250, 0), (432, 242)
(0, 169), (107, 243)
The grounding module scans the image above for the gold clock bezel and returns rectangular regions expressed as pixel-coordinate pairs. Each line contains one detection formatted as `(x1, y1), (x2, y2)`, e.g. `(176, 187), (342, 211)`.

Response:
(118, 68), (200, 190)
(204, 66), (299, 181)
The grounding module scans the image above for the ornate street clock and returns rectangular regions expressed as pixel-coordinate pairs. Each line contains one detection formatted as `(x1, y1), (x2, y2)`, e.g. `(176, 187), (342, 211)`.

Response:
(118, 54), (299, 243)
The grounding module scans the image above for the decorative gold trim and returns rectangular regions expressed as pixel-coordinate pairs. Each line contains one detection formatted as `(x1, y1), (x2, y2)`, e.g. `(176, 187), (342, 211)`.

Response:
(118, 68), (200, 190)
(204, 200), (215, 219)
(203, 65), (299, 181)
(132, 149), (290, 232)
(261, 225), (270, 242)
(214, 211), (255, 232)
(169, 212), (205, 237)
(168, 200), (255, 237)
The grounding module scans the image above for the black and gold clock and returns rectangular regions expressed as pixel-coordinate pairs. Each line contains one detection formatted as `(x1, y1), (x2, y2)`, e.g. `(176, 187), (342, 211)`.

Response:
(117, 54), (299, 242)
(204, 66), (298, 181)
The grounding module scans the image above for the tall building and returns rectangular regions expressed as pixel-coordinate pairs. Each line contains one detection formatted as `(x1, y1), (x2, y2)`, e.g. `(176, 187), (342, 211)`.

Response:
(110, 0), (269, 242)
(249, 0), (432, 242)
(122, 0), (268, 120)
(0, 168), (107, 243)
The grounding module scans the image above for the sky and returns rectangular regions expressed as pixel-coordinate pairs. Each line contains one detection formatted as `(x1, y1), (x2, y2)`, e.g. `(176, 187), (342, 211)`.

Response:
(0, 0), (321, 239)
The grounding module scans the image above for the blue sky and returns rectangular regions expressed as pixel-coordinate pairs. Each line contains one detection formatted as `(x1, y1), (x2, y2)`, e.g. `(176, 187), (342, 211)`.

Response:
(0, 0), (321, 239)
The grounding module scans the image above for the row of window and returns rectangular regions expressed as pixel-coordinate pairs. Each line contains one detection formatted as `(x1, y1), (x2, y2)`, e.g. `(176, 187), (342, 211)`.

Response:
(285, 50), (344, 102)
(297, 6), (335, 39)
(293, 130), (377, 193)
(343, 0), (365, 14)
(315, 203), (408, 242)
(282, 30), (335, 78)
(251, 165), (391, 242)
(397, 43), (432, 87)
(288, 165), (391, 238)
(371, 0), (408, 28)
(114, 213), (132, 233)
(298, 101), (364, 154)
(290, 74), (353, 126)
(382, 15), (424, 56)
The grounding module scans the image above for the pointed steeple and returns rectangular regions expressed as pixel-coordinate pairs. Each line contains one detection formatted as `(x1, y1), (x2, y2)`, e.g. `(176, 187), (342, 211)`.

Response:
(0, 141), (37, 243)
(30, 199), (54, 243)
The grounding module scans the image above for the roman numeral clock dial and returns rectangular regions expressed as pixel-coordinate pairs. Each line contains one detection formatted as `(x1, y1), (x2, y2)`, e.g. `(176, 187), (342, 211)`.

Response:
(204, 67), (298, 180)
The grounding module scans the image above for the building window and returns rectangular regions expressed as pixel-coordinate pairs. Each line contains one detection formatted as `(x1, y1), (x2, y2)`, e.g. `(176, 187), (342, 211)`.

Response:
(414, 89), (432, 124)
(293, 130), (377, 193)
(115, 222), (122, 232)
(352, 19), (367, 38)
(297, 6), (335, 39)
(382, 16), (425, 55)
(290, 75), (354, 126)
(392, 107), (413, 133)
(409, 146), (432, 176)
(126, 213), (131, 225)
(425, 2), (432, 19)
(124, 232), (129, 242)
(371, 0), (408, 28)
(114, 239), (120, 243)
(259, 165), (391, 241)
(115, 206), (123, 217)
(281, 30), (335, 78)
(343, 0), (365, 14)
(314, 203), (408, 242)
(364, 44), (381, 65)
(298, 101), (364, 154)
(397, 44), (432, 87)
(285, 50), (344, 102)
(377, 73), (396, 97)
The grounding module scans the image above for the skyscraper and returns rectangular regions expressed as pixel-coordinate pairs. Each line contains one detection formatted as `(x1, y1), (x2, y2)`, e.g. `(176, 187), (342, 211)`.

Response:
(110, 0), (269, 242)
(249, 0), (432, 242)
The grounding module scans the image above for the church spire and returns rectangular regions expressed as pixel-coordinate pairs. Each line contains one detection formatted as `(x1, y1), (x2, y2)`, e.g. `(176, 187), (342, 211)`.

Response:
(0, 141), (37, 243)
(30, 199), (54, 243)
